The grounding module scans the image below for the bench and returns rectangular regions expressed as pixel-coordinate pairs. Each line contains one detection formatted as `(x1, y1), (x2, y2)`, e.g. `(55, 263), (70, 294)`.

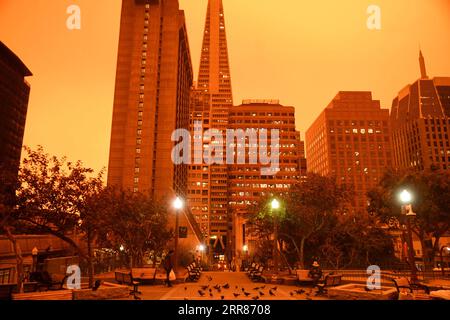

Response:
(249, 265), (264, 282)
(29, 271), (69, 291)
(392, 277), (431, 300)
(12, 290), (73, 300)
(115, 271), (141, 297)
(316, 274), (343, 295)
(186, 263), (201, 282)
(296, 270), (315, 285)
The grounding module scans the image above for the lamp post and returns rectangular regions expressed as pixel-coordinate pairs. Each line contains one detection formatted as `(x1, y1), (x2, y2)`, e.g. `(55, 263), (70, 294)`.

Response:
(31, 247), (38, 272)
(440, 245), (450, 277)
(399, 190), (418, 282)
(173, 197), (183, 275)
(271, 199), (280, 275)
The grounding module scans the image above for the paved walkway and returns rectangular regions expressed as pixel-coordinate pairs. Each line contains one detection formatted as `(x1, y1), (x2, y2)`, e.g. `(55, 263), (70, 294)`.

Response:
(139, 272), (327, 300)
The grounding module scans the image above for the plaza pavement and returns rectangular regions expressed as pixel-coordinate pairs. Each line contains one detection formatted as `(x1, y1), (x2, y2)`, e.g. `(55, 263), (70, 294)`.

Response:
(138, 272), (328, 300)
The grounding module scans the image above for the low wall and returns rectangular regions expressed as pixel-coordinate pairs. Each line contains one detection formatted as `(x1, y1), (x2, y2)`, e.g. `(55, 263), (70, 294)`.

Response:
(72, 282), (129, 300)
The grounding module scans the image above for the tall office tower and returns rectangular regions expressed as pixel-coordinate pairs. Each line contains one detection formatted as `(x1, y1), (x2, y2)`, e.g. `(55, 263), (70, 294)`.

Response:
(228, 100), (306, 255)
(0, 42), (32, 198)
(108, 0), (202, 246)
(306, 92), (393, 213)
(187, 0), (233, 259)
(390, 51), (450, 171)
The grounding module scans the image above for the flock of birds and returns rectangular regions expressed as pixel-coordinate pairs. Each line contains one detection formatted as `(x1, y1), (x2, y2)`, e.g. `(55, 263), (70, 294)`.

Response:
(183, 275), (316, 301)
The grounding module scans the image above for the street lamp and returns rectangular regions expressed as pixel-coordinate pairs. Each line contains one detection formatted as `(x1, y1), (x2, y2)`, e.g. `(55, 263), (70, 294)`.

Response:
(173, 196), (184, 275)
(399, 189), (418, 282)
(31, 247), (38, 272)
(271, 199), (280, 275)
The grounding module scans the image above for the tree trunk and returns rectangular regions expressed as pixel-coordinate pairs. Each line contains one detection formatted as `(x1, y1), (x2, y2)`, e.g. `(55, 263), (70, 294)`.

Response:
(4, 227), (24, 293)
(299, 237), (306, 269)
(87, 229), (95, 288)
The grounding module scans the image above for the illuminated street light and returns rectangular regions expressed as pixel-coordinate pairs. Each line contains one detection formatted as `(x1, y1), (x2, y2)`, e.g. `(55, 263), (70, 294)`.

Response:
(242, 245), (248, 253)
(271, 198), (281, 275)
(399, 189), (417, 282)
(399, 189), (412, 204)
(119, 245), (125, 252)
(271, 199), (280, 210)
(198, 244), (205, 252)
(173, 196), (184, 276)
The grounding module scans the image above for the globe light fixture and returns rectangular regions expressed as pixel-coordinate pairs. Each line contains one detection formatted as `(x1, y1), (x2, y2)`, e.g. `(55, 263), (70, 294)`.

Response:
(399, 189), (412, 204)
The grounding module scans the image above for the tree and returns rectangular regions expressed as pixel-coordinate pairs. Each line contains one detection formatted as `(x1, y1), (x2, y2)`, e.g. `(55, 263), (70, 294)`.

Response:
(368, 169), (450, 270)
(15, 146), (105, 286)
(93, 188), (172, 269)
(248, 173), (353, 269)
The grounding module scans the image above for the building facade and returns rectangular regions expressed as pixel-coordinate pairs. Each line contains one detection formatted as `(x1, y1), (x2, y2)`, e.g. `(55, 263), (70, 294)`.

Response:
(228, 100), (306, 256)
(390, 52), (450, 171)
(107, 0), (202, 248)
(0, 41), (32, 197)
(306, 91), (393, 213)
(187, 0), (234, 259)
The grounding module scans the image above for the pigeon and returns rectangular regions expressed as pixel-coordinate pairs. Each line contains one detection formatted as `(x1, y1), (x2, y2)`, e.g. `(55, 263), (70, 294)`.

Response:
(252, 296), (260, 300)
(92, 280), (102, 291)
(214, 284), (221, 290)
(296, 289), (305, 295)
(200, 285), (209, 290)
(209, 288), (212, 293)
(290, 291), (295, 296)
(259, 291), (265, 296)
(184, 287), (188, 291)
(209, 293), (214, 298)
(244, 292), (251, 297)
(207, 276), (213, 282)
(269, 290), (275, 296)
(217, 288), (222, 293)
(271, 286), (278, 291)
(235, 285), (239, 289)
(198, 290), (206, 297)
(221, 295), (225, 300)
(241, 288), (245, 292)
(260, 286), (266, 289)
(184, 297), (188, 300)
(253, 287), (260, 291)
(233, 293), (240, 298)
(133, 295), (142, 300)
(223, 283), (230, 289)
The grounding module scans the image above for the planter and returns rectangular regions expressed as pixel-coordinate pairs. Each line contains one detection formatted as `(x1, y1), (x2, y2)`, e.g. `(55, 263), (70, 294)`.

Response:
(73, 282), (129, 300)
(327, 283), (397, 300)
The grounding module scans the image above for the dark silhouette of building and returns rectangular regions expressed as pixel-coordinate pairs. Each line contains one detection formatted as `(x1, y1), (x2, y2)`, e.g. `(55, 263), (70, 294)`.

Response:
(306, 91), (393, 213)
(390, 51), (450, 170)
(0, 41), (32, 197)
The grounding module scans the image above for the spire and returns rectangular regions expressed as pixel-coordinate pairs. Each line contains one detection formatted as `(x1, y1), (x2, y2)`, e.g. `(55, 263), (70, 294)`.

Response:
(419, 50), (428, 79)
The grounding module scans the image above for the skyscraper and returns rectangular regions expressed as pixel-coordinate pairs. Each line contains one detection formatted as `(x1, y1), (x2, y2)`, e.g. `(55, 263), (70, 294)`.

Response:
(0, 41), (32, 197)
(306, 92), (393, 213)
(108, 0), (202, 246)
(390, 51), (450, 171)
(228, 100), (306, 255)
(187, 0), (233, 259)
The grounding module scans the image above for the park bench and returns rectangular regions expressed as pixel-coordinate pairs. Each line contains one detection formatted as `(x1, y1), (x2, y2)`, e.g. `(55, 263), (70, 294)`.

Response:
(249, 265), (265, 282)
(29, 271), (69, 291)
(185, 263), (201, 282)
(246, 263), (257, 275)
(392, 277), (431, 300)
(114, 270), (141, 297)
(12, 290), (73, 300)
(316, 274), (343, 295)
(296, 269), (316, 285)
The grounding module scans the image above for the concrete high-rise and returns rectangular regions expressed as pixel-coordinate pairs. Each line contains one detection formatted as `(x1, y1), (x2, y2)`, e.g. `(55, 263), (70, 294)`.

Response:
(390, 51), (450, 171)
(108, 0), (202, 248)
(0, 42), (32, 197)
(228, 100), (306, 255)
(187, 0), (233, 259)
(306, 92), (393, 213)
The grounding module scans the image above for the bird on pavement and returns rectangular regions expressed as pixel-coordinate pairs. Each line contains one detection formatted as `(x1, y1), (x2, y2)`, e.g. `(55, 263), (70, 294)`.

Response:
(260, 285), (266, 289)
(290, 291), (295, 297)
(296, 289), (305, 295)
(252, 296), (260, 300)
(209, 293), (214, 298)
(198, 290), (206, 297)
(213, 284), (221, 290)
(271, 286), (278, 291)
(209, 288), (212, 293)
(200, 285), (209, 291)
(221, 295), (225, 300)
(253, 287), (260, 291)
(223, 283), (230, 289)
(235, 285), (238, 289)
(259, 291), (265, 296)
(207, 276), (213, 282)
(184, 287), (187, 291)
(133, 295), (142, 300)
(244, 292), (251, 297)
(241, 288), (246, 292)
(92, 280), (102, 291)
(233, 293), (240, 298)
(269, 290), (275, 296)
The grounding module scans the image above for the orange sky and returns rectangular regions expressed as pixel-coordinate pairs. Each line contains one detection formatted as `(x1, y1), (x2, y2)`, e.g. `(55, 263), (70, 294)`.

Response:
(1, 0), (450, 174)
